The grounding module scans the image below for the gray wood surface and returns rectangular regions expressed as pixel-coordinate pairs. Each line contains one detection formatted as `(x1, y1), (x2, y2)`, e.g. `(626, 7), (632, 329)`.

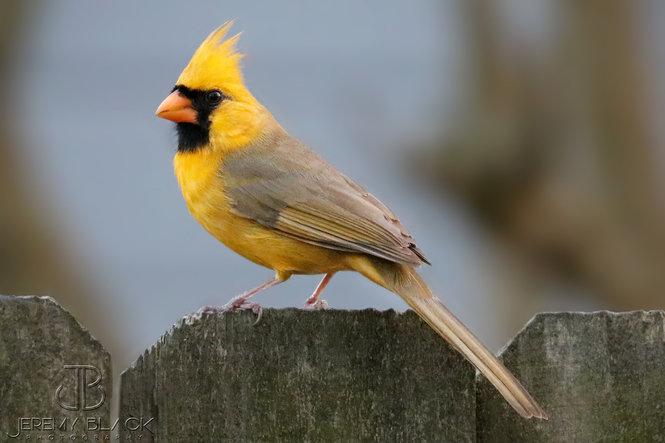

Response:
(120, 309), (476, 441)
(7, 296), (661, 441)
(477, 311), (665, 441)
(0, 295), (112, 440)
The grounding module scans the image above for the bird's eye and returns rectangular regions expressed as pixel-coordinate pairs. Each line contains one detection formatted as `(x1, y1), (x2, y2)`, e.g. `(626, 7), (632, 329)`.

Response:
(206, 90), (223, 105)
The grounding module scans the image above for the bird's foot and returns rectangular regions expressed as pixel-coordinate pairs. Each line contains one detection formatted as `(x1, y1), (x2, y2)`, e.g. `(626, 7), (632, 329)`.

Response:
(221, 295), (263, 324)
(195, 295), (263, 324)
(303, 298), (330, 311)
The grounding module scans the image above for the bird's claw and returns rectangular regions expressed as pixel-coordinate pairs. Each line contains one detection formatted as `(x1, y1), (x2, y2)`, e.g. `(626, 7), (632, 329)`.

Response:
(303, 298), (330, 311)
(222, 296), (263, 325)
(196, 297), (263, 325)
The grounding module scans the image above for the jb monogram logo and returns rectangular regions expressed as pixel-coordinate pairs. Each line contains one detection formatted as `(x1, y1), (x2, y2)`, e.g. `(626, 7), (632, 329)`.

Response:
(6, 364), (154, 440)
(55, 364), (106, 411)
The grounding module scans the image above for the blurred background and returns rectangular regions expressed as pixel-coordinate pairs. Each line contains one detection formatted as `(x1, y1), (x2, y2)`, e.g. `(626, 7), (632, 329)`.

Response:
(1, 0), (664, 388)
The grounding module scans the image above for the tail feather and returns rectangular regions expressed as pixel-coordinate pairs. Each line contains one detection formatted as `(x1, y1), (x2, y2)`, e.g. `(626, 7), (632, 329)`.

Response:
(358, 258), (548, 420)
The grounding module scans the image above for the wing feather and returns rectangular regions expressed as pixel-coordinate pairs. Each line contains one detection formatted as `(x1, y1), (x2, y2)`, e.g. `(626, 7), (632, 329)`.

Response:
(222, 131), (429, 266)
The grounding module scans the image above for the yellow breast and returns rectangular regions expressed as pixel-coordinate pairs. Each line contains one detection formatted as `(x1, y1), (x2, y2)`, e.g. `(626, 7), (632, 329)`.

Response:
(173, 148), (250, 259)
(174, 149), (224, 218)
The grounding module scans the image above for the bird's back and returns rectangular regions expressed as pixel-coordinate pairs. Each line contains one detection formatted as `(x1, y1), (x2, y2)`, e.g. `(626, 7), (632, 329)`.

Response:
(220, 124), (428, 267)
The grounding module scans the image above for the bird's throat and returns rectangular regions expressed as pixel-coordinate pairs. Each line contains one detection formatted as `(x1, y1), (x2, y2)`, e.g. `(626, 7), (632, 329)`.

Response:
(176, 122), (210, 153)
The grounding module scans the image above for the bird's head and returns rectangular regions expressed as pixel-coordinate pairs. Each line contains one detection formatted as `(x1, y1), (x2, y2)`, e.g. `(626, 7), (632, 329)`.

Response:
(156, 22), (267, 152)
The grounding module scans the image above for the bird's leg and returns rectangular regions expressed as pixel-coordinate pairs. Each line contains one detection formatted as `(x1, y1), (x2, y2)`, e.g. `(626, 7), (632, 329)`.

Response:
(303, 272), (334, 310)
(221, 277), (283, 318)
(198, 277), (282, 322)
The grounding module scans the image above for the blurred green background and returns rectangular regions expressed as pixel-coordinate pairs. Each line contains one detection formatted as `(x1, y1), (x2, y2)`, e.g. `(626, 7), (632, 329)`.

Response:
(1, 0), (664, 384)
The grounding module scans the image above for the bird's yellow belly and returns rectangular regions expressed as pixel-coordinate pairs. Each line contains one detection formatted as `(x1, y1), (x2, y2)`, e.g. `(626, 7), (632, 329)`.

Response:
(174, 151), (348, 275)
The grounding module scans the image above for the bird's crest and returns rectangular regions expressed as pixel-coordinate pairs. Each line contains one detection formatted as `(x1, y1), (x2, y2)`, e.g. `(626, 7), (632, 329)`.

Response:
(177, 21), (247, 97)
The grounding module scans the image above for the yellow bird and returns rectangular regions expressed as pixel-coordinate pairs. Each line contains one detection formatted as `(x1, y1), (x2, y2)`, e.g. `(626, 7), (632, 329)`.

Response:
(156, 22), (547, 420)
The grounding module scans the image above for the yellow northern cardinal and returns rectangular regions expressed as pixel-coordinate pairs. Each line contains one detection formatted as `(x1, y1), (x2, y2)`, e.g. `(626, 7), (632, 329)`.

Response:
(156, 22), (547, 420)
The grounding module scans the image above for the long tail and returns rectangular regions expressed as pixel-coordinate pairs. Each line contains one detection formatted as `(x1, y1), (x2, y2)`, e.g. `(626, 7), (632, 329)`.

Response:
(353, 257), (548, 420)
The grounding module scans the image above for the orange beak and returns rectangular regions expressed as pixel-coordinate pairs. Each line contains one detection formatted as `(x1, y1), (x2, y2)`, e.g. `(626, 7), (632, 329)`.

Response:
(155, 91), (197, 123)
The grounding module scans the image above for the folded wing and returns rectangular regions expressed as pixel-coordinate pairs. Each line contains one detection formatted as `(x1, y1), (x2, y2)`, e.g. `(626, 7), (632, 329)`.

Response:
(222, 132), (428, 266)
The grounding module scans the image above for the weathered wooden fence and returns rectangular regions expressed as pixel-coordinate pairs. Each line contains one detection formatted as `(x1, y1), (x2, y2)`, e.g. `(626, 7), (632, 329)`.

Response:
(0, 296), (112, 440)
(2, 295), (665, 441)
